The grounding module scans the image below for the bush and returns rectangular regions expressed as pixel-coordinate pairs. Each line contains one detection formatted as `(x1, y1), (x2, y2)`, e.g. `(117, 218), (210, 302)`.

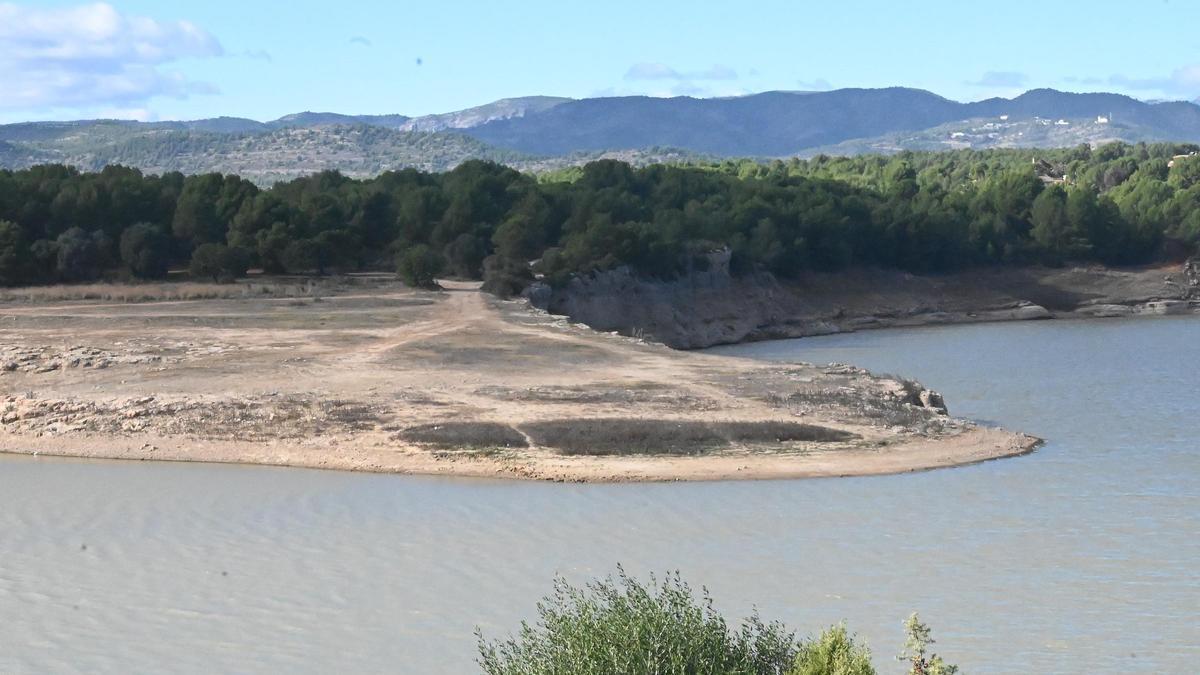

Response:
(119, 222), (171, 280)
(477, 568), (799, 675)
(790, 624), (875, 675)
(189, 243), (250, 283)
(480, 254), (534, 299)
(479, 570), (960, 675)
(396, 244), (445, 289)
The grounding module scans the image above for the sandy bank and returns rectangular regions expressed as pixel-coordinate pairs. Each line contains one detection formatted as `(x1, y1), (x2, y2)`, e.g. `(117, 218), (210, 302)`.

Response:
(1, 277), (1036, 481)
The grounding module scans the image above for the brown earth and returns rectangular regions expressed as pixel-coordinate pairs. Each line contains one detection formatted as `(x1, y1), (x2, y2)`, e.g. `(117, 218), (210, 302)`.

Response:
(0, 277), (1037, 481)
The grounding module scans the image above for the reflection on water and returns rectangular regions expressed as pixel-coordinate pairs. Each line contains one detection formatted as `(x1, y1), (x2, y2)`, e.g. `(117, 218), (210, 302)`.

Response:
(2, 316), (1198, 674)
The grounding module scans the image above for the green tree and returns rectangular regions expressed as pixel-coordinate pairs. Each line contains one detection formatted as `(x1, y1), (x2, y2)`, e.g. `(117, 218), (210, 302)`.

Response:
(119, 222), (171, 279)
(395, 244), (445, 289)
(55, 227), (103, 282)
(189, 243), (249, 283)
(898, 613), (958, 675)
(442, 232), (487, 279)
(0, 219), (30, 286)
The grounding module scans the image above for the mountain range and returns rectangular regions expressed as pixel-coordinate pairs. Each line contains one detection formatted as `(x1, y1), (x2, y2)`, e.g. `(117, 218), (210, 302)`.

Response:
(3, 88), (1199, 183)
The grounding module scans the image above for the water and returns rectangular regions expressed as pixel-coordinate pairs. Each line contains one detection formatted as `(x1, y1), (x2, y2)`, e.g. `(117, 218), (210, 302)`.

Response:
(2, 317), (1198, 673)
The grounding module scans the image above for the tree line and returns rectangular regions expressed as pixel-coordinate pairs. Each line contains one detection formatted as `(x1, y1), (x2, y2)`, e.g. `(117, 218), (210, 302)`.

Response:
(2, 141), (1199, 291)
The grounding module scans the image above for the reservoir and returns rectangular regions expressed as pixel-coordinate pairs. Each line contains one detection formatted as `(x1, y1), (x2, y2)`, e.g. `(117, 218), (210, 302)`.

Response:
(2, 316), (1197, 673)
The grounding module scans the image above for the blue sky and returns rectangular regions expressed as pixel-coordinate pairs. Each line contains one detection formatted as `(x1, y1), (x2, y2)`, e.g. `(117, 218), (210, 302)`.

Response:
(2, 0), (1199, 123)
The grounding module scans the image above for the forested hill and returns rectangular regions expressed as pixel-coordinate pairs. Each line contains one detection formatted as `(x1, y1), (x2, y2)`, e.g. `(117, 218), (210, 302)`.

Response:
(3, 90), (1200, 183)
(2, 142), (1199, 293)
(454, 88), (1200, 155)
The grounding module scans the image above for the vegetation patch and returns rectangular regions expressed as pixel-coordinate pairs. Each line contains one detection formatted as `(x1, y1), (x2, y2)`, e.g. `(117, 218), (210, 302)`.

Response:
(520, 418), (728, 456)
(398, 422), (528, 449)
(713, 421), (857, 444)
(478, 567), (958, 675)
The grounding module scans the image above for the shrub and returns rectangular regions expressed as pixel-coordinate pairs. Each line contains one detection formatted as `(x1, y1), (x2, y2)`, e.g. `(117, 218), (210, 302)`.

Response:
(396, 244), (445, 289)
(480, 570), (959, 675)
(789, 624), (875, 675)
(480, 254), (534, 299)
(477, 568), (799, 675)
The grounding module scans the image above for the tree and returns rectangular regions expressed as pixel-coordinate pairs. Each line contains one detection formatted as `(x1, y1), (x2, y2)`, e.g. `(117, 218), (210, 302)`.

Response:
(0, 220), (29, 286)
(898, 613), (958, 675)
(189, 243), (249, 283)
(281, 239), (320, 274)
(55, 227), (103, 282)
(395, 244), (444, 289)
(119, 222), (171, 279)
(1030, 185), (1086, 262)
(442, 232), (487, 279)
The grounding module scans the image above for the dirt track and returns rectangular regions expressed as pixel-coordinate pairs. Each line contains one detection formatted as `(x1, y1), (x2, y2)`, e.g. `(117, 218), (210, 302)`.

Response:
(0, 277), (1038, 481)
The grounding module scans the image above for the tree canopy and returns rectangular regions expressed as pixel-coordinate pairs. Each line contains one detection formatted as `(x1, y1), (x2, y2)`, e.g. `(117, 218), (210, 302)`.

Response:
(0, 143), (1197, 289)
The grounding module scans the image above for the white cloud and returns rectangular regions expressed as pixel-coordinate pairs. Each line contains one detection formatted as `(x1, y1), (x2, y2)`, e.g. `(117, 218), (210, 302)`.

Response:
(1063, 65), (1200, 100)
(967, 71), (1028, 88)
(796, 78), (833, 91)
(624, 62), (739, 82)
(0, 2), (222, 112)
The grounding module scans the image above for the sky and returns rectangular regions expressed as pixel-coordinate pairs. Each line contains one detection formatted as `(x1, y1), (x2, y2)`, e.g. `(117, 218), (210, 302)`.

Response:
(2, 0), (1199, 123)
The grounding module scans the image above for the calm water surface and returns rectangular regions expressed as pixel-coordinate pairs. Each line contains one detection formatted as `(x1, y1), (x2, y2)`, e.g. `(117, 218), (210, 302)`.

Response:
(2, 316), (1198, 673)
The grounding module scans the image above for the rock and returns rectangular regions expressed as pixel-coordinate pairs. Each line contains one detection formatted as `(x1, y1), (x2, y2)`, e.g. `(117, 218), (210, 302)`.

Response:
(918, 389), (948, 415)
(1138, 300), (1189, 316)
(1077, 304), (1134, 318)
(1012, 302), (1051, 320)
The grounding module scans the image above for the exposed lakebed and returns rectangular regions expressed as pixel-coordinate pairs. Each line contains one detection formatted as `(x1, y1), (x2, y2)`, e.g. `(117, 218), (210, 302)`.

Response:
(2, 316), (1197, 673)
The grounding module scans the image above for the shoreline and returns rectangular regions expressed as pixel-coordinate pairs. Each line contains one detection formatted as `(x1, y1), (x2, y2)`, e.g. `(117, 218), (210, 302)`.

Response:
(0, 426), (1043, 483)
(529, 262), (1200, 349)
(1, 278), (1039, 483)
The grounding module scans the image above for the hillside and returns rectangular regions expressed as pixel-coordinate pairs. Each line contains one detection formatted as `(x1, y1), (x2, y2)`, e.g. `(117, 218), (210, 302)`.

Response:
(3, 89), (1200, 181)
(465, 88), (1200, 156)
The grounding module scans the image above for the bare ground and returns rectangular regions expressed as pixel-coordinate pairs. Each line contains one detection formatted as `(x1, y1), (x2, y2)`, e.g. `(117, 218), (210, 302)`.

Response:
(0, 277), (1038, 481)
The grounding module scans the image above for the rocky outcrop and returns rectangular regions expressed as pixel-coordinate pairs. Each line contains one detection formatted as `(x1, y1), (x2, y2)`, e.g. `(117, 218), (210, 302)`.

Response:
(526, 259), (1199, 350)
(526, 250), (809, 349)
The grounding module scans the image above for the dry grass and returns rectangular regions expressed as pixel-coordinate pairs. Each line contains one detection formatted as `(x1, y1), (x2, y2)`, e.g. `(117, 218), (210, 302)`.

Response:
(0, 281), (331, 304)
(0, 274), (410, 304)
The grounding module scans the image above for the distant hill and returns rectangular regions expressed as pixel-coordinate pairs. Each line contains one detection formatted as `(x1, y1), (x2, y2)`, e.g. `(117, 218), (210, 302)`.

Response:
(463, 88), (1200, 156)
(398, 96), (572, 132)
(3, 88), (1200, 181)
